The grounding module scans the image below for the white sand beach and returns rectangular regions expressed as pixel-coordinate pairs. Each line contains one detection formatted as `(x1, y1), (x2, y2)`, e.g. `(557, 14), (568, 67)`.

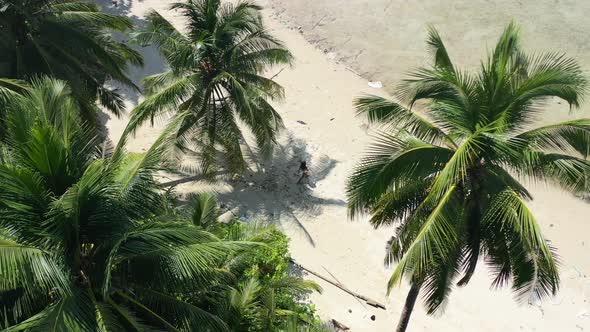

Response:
(100, 0), (590, 330)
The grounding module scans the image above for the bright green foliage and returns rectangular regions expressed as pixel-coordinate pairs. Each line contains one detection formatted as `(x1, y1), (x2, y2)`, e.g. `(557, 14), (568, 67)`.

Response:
(0, 0), (143, 118)
(128, 0), (293, 173)
(220, 223), (323, 332)
(181, 193), (323, 331)
(229, 223), (290, 282)
(0, 78), (256, 331)
(347, 23), (590, 314)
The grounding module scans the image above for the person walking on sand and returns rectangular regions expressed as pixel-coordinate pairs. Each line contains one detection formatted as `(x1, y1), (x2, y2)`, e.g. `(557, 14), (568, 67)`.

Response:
(297, 160), (310, 184)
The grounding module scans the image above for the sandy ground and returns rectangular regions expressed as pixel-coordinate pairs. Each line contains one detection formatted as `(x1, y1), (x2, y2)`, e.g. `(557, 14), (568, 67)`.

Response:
(97, 0), (590, 331)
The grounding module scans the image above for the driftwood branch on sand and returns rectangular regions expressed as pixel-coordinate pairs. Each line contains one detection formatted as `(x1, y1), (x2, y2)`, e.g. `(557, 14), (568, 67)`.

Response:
(289, 258), (386, 310)
(270, 68), (285, 80)
(331, 319), (350, 331)
(160, 175), (207, 187)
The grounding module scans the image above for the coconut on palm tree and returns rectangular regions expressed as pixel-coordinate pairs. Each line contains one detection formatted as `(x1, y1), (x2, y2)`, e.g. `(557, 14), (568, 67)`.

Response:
(0, 0), (143, 118)
(347, 23), (590, 332)
(0, 78), (254, 331)
(128, 0), (293, 173)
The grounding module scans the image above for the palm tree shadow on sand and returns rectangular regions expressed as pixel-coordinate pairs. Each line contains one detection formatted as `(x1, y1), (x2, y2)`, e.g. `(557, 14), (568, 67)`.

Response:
(215, 134), (345, 247)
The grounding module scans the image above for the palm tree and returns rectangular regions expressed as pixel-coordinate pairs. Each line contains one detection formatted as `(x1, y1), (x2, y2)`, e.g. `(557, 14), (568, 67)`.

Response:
(0, 0), (143, 118)
(128, 0), (293, 173)
(347, 23), (590, 332)
(0, 77), (252, 331)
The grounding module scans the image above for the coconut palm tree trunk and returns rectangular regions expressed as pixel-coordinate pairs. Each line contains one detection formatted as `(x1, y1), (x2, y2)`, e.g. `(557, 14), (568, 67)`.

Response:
(396, 283), (420, 332)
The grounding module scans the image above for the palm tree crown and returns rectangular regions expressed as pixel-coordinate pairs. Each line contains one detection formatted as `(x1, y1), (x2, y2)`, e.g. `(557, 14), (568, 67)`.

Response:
(0, 78), (252, 331)
(347, 23), (590, 330)
(0, 0), (143, 117)
(129, 0), (293, 173)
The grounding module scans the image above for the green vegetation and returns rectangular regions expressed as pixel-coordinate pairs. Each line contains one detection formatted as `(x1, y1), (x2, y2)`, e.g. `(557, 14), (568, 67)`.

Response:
(0, 78), (322, 330)
(0, 77), (240, 330)
(347, 23), (590, 332)
(0, 0), (143, 119)
(128, 0), (293, 173)
(182, 193), (325, 331)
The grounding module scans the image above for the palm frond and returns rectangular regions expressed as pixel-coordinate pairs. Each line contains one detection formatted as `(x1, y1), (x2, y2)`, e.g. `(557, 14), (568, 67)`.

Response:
(482, 190), (559, 301)
(512, 151), (590, 194)
(5, 291), (97, 332)
(230, 278), (261, 315)
(0, 239), (70, 303)
(427, 132), (483, 200)
(425, 26), (454, 71)
(511, 119), (590, 155)
(420, 247), (461, 314)
(347, 132), (453, 218)
(131, 287), (229, 332)
(0, 78), (27, 96)
(127, 75), (198, 135)
(187, 192), (219, 227)
(368, 177), (432, 228)
(387, 185), (461, 293)
(354, 95), (456, 147)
